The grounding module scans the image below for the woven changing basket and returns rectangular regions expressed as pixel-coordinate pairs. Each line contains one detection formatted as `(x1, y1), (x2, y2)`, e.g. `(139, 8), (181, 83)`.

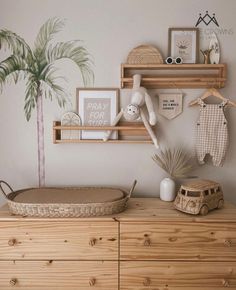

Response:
(127, 45), (163, 64)
(0, 180), (137, 218)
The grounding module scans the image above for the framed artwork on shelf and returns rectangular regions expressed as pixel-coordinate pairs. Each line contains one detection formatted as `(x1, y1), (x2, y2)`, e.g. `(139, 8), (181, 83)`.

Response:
(168, 27), (199, 63)
(76, 88), (119, 140)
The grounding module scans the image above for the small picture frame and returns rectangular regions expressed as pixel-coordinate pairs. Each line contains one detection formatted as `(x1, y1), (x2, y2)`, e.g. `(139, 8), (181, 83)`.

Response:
(76, 88), (119, 140)
(168, 27), (199, 63)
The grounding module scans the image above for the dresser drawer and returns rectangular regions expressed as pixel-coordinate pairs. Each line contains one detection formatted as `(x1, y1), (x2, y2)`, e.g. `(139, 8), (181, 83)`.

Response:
(0, 260), (118, 289)
(0, 221), (118, 260)
(120, 261), (236, 290)
(120, 222), (236, 260)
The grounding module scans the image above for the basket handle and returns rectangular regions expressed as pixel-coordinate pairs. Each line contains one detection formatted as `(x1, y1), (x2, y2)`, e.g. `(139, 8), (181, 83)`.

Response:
(0, 181), (13, 200)
(128, 180), (137, 198)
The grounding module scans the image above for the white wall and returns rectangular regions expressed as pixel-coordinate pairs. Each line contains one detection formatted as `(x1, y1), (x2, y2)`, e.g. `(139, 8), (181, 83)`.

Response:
(0, 0), (236, 204)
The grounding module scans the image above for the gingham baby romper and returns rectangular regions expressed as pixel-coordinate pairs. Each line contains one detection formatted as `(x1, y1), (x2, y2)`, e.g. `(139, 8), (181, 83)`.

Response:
(196, 98), (229, 167)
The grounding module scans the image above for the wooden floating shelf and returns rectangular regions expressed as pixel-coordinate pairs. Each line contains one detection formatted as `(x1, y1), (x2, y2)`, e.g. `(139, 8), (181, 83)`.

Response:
(121, 63), (227, 89)
(53, 121), (153, 144)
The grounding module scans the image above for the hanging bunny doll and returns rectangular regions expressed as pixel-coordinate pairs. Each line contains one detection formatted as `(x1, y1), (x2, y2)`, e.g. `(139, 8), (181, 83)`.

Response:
(103, 74), (159, 148)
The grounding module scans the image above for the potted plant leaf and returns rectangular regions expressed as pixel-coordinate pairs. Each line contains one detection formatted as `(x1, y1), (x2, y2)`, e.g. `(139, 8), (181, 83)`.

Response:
(152, 147), (196, 201)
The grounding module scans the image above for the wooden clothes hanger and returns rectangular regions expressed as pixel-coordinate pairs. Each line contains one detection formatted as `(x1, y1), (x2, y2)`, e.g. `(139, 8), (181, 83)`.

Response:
(189, 88), (236, 108)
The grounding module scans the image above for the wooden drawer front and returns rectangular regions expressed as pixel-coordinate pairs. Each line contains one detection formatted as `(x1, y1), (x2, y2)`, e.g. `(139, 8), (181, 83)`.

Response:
(0, 221), (118, 260)
(0, 261), (118, 289)
(120, 222), (236, 260)
(120, 261), (236, 290)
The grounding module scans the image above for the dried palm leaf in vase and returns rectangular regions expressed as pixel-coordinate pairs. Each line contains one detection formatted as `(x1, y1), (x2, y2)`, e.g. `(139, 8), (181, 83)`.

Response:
(152, 147), (196, 178)
(152, 148), (196, 201)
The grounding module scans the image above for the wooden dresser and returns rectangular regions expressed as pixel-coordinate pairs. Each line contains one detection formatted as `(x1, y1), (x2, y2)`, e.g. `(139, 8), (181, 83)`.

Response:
(0, 198), (236, 289)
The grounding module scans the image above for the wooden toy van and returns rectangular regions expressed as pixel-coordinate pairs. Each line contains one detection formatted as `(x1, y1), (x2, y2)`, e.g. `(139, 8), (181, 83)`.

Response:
(174, 180), (224, 215)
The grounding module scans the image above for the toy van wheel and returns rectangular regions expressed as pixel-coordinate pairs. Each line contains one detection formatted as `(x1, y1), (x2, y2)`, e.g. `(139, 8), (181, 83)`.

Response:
(199, 205), (209, 216)
(217, 199), (224, 209)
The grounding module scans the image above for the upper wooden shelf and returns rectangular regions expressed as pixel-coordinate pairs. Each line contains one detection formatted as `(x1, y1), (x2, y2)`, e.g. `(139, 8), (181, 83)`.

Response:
(121, 63), (227, 89)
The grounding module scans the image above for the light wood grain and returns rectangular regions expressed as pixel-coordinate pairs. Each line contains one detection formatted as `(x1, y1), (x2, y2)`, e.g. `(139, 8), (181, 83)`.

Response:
(53, 122), (152, 144)
(1, 198), (236, 222)
(0, 221), (118, 260)
(54, 125), (147, 131)
(120, 261), (236, 289)
(121, 63), (226, 69)
(117, 199), (236, 222)
(120, 222), (236, 261)
(0, 260), (118, 289)
(121, 63), (227, 89)
(0, 198), (236, 288)
(122, 77), (226, 82)
(54, 139), (153, 144)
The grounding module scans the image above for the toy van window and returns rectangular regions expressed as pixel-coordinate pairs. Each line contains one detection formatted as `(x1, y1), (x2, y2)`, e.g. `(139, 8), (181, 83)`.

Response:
(210, 188), (215, 194)
(216, 187), (221, 192)
(186, 191), (200, 197)
(181, 189), (186, 195)
(204, 190), (209, 196)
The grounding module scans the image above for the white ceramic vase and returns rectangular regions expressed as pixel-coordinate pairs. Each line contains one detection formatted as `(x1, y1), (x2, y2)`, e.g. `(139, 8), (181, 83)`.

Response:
(160, 177), (176, 202)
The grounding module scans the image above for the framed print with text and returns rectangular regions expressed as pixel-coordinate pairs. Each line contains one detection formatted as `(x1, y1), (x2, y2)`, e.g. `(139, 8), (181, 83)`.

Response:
(76, 88), (119, 140)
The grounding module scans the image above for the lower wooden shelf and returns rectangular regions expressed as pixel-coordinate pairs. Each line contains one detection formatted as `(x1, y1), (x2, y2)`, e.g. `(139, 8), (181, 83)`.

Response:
(53, 121), (153, 144)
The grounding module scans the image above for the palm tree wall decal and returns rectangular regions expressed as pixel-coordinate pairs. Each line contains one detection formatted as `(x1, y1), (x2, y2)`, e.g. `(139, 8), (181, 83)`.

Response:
(0, 18), (94, 187)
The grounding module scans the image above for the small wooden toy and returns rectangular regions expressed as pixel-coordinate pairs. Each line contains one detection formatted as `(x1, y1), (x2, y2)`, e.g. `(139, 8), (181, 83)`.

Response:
(200, 49), (212, 64)
(174, 179), (224, 215)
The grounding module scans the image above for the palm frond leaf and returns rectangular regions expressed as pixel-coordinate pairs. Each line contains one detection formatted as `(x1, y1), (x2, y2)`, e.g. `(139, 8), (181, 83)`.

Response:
(34, 17), (65, 59)
(0, 55), (31, 91)
(40, 67), (70, 108)
(46, 40), (94, 86)
(0, 29), (33, 61)
(152, 147), (197, 179)
(24, 75), (39, 121)
(0, 17), (94, 122)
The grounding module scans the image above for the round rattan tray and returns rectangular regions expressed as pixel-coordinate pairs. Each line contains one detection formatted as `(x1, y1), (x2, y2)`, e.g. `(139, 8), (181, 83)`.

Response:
(0, 180), (137, 218)
(126, 45), (163, 64)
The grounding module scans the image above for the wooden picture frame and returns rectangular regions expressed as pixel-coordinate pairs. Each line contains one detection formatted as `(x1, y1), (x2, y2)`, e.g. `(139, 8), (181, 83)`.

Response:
(168, 27), (199, 63)
(76, 88), (119, 140)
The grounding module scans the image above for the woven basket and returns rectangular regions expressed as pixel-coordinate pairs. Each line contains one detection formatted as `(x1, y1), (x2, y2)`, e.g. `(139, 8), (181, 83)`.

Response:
(127, 45), (163, 64)
(0, 180), (137, 218)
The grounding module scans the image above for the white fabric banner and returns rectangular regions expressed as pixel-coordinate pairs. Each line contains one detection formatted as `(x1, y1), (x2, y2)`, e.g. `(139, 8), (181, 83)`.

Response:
(158, 93), (183, 120)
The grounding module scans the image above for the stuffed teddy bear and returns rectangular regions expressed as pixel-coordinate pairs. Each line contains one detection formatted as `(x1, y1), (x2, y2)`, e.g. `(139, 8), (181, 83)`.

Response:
(103, 74), (159, 148)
